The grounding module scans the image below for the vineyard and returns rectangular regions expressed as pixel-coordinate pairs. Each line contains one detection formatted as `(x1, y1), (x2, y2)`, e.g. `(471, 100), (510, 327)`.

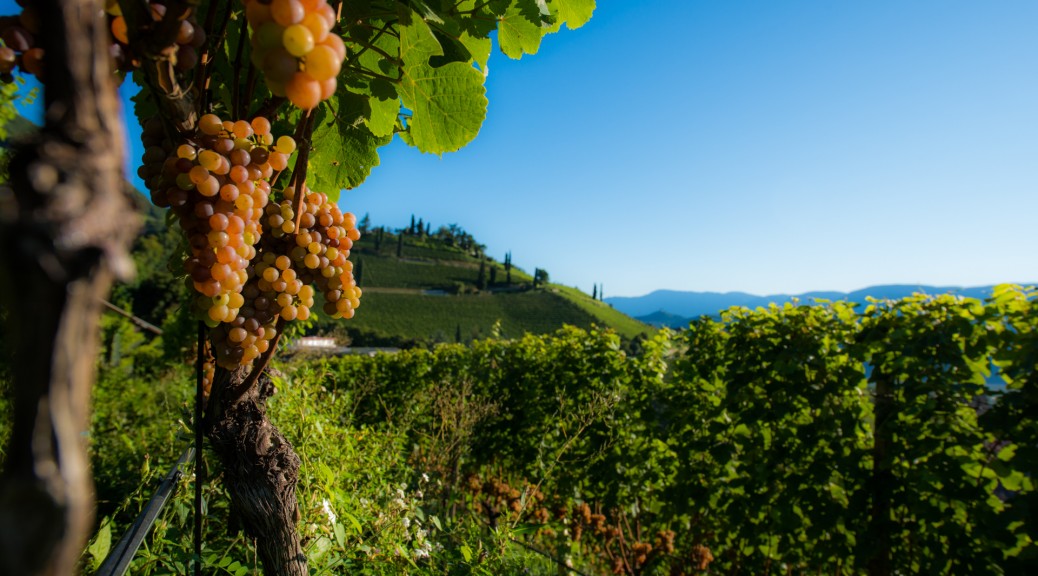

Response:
(12, 286), (1028, 574)
(0, 1), (1033, 575)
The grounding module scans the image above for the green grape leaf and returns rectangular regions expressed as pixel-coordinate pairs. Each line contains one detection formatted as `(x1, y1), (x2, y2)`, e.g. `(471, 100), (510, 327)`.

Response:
(454, 0), (510, 40)
(498, 0), (547, 58)
(397, 62), (488, 153)
(367, 95), (400, 138)
(400, 10), (445, 66)
(548, 0), (595, 31)
(398, 13), (488, 153)
(308, 92), (391, 195)
(429, 16), (493, 69)
(411, 0), (445, 24)
(460, 32), (493, 70)
(430, 28), (475, 67)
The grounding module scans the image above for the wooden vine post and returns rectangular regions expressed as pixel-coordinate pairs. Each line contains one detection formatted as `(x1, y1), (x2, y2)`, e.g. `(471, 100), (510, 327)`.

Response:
(0, 0), (138, 574)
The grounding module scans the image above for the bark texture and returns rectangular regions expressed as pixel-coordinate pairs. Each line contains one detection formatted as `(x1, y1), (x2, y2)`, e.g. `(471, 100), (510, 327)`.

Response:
(206, 369), (308, 576)
(0, 1), (137, 574)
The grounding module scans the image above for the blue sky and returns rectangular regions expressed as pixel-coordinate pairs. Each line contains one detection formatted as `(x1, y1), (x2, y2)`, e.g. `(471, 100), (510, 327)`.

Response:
(7, 1), (1037, 297)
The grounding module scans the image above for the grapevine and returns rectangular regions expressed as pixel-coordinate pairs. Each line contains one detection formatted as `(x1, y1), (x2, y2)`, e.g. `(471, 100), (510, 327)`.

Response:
(109, 0), (362, 371)
(0, 0), (597, 573)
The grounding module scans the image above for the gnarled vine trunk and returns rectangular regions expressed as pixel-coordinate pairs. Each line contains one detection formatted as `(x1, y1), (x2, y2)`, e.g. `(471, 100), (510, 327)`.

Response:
(205, 368), (308, 576)
(0, 1), (137, 574)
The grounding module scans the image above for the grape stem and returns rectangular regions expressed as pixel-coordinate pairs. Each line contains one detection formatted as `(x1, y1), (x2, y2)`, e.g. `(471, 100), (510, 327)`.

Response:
(192, 0), (220, 113)
(290, 109), (317, 233)
(198, 0), (235, 114)
(231, 14), (248, 120)
(243, 65), (258, 120)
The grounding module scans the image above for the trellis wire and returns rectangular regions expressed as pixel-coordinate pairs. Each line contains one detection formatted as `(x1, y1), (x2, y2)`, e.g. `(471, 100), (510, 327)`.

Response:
(95, 447), (195, 576)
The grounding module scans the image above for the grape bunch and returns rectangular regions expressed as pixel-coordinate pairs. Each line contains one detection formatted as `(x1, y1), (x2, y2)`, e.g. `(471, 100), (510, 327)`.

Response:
(0, 1), (42, 82)
(244, 0), (345, 110)
(143, 112), (297, 367)
(259, 183), (363, 322)
(106, 0), (205, 75)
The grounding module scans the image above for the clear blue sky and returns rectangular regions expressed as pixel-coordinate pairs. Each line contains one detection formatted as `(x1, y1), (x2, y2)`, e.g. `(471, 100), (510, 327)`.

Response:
(8, 1), (1037, 297)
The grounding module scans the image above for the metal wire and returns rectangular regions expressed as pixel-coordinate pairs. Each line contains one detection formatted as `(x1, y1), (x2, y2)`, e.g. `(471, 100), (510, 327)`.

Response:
(95, 446), (195, 576)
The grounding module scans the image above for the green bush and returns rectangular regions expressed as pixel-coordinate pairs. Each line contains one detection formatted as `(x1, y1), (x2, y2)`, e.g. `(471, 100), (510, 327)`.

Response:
(79, 288), (1037, 574)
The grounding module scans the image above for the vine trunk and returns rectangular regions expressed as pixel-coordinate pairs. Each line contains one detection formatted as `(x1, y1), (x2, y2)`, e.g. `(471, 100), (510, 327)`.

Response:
(205, 367), (308, 576)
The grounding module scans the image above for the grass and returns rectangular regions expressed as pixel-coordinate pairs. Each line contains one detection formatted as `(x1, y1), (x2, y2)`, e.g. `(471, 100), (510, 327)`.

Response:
(336, 288), (643, 342)
(357, 256), (478, 290)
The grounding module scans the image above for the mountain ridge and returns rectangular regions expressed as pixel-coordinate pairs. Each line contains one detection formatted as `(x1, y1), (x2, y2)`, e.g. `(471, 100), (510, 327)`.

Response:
(606, 283), (1036, 327)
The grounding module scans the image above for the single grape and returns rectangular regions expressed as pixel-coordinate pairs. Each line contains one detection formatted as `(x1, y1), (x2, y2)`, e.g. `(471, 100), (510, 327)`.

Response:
(303, 44), (340, 81)
(276, 135), (297, 154)
(21, 47), (44, 77)
(321, 33), (346, 61)
(282, 24), (315, 57)
(270, 0), (305, 27)
(110, 16), (129, 43)
(176, 20), (195, 45)
(302, 12), (330, 43)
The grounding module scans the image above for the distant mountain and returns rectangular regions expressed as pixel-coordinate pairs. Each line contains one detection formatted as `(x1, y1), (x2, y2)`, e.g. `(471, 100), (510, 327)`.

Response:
(612, 284), (1035, 328)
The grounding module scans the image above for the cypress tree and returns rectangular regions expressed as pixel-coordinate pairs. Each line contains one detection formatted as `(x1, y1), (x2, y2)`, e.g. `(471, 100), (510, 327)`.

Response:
(477, 260), (487, 290)
(396, 232), (403, 257)
(592, 284), (597, 300)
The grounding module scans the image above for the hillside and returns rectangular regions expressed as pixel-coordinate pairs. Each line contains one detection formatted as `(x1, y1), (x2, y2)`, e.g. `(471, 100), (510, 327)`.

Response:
(315, 222), (650, 344)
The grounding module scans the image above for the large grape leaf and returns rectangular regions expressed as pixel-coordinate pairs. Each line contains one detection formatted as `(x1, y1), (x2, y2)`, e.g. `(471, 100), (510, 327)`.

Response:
(397, 13), (488, 154)
(307, 91), (392, 195)
(498, 0), (546, 59)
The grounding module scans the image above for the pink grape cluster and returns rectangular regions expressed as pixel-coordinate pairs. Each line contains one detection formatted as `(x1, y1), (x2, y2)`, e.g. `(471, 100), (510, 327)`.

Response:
(260, 183), (363, 322)
(107, 0), (205, 74)
(143, 112), (298, 367)
(244, 0), (345, 110)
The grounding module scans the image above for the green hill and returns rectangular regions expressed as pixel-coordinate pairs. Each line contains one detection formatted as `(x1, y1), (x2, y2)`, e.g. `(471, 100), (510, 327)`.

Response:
(315, 223), (650, 344)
